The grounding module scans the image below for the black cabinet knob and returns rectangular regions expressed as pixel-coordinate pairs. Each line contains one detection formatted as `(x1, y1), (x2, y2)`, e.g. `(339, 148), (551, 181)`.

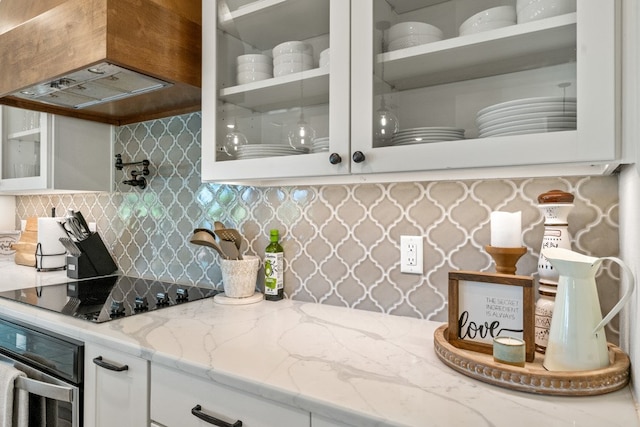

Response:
(352, 151), (366, 163)
(329, 153), (342, 164)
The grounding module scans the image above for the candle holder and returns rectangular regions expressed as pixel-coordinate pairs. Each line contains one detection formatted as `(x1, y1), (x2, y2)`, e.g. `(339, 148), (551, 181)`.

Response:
(485, 245), (527, 275)
(493, 336), (526, 367)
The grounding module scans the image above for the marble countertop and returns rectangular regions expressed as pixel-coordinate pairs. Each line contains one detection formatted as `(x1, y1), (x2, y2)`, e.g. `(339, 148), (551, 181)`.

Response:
(0, 260), (638, 427)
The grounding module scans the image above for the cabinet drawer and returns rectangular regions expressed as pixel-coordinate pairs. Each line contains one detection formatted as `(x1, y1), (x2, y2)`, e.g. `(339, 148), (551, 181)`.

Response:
(84, 343), (149, 426)
(151, 364), (310, 427)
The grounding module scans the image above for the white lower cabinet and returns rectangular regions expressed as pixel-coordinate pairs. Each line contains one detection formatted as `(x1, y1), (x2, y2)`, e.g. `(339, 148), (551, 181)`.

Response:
(150, 363), (310, 427)
(83, 343), (149, 426)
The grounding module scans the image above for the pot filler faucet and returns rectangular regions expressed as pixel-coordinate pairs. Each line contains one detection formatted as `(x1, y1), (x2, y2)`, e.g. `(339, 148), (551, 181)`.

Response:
(115, 154), (151, 189)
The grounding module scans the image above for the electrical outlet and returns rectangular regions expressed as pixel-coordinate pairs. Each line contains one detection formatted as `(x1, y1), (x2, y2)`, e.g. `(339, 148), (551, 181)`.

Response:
(400, 235), (423, 274)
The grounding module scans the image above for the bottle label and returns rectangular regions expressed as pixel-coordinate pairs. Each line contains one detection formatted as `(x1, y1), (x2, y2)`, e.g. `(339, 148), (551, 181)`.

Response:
(264, 252), (283, 295)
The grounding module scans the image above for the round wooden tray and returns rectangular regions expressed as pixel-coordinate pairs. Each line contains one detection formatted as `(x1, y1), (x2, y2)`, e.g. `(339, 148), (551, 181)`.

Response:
(433, 324), (630, 396)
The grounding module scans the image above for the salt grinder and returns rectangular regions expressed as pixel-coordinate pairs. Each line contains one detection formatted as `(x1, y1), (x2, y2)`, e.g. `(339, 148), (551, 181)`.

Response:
(535, 189), (574, 353)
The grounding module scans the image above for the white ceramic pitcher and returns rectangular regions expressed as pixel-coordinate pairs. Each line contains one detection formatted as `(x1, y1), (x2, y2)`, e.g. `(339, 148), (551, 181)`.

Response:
(541, 248), (635, 371)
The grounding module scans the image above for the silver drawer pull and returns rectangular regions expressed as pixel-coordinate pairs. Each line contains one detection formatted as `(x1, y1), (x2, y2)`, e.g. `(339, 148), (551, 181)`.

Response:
(15, 376), (74, 403)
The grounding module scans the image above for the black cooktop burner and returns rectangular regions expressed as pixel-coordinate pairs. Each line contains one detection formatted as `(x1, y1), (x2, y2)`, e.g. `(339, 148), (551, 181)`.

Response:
(0, 276), (218, 323)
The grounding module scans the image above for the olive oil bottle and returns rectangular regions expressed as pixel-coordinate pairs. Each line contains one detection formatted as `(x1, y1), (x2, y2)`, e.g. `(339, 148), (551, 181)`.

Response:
(264, 229), (284, 301)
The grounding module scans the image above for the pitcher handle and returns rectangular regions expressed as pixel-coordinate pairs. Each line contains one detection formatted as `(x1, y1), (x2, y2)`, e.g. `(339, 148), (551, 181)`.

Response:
(592, 257), (636, 335)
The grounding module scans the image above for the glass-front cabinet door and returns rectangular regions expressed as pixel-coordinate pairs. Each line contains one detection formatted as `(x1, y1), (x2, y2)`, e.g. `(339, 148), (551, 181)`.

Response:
(350, 0), (618, 176)
(0, 106), (47, 190)
(202, 0), (351, 182)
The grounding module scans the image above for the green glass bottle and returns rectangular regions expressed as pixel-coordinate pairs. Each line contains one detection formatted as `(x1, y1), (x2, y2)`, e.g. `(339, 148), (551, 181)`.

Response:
(264, 229), (284, 301)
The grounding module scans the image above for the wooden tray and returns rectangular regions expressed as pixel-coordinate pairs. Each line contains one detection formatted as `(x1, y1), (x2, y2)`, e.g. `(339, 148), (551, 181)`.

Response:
(433, 324), (630, 396)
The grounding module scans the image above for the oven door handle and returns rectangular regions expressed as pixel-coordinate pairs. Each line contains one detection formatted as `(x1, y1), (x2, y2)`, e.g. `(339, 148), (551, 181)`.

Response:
(14, 376), (74, 403)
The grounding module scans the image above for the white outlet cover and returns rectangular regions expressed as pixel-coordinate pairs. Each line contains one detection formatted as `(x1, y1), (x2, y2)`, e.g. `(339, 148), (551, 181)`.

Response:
(400, 235), (423, 274)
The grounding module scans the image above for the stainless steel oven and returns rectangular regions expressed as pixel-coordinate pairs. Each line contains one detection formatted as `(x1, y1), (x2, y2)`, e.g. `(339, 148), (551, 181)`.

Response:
(0, 317), (83, 427)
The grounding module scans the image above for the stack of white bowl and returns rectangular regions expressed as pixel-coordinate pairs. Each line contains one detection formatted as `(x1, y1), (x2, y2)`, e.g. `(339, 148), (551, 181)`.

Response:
(236, 54), (272, 85)
(319, 48), (330, 69)
(517, 0), (576, 24)
(387, 22), (443, 52)
(459, 5), (516, 36)
(272, 41), (314, 77)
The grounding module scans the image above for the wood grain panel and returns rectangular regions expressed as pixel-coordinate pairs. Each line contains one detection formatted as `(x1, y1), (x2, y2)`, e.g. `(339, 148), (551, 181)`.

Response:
(0, 82), (201, 126)
(106, 0), (202, 87)
(0, 0), (66, 35)
(147, 0), (201, 25)
(0, 0), (201, 125)
(0, 0), (107, 97)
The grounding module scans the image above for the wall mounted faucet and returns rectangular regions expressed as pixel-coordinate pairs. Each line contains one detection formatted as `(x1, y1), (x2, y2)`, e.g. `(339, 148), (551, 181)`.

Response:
(115, 154), (151, 190)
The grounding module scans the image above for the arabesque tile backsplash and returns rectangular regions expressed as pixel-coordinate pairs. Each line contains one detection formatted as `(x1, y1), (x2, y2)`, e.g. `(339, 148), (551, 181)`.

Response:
(15, 112), (621, 339)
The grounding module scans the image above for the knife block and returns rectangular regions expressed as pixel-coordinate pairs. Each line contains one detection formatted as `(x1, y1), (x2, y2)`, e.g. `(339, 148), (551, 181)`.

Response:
(66, 232), (117, 279)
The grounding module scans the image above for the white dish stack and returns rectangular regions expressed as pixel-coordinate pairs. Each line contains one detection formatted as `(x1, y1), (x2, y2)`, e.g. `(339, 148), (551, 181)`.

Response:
(235, 144), (309, 159)
(516, 0), (576, 24)
(390, 127), (465, 146)
(311, 137), (329, 153)
(387, 22), (443, 52)
(319, 48), (330, 69)
(459, 5), (516, 36)
(236, 54), (272, 85)
(272, 41), (314, 77)
(476, 96), (577, 138)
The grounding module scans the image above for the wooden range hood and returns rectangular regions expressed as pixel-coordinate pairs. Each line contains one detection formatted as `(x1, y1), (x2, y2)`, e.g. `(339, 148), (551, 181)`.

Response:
(0, 0), (201, 126)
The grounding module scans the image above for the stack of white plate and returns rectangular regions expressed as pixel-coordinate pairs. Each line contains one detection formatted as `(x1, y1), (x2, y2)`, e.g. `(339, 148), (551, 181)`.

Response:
(311, 137), (329, 153)
(235, 144), (309, 160)
(272, 41), (314, 77)
(459, 5), (516, 36)
(476, 96), (577, 138)
(390, 127), (465, 146)
(387, 22), (443, 52)
(236, 54), (272, 85)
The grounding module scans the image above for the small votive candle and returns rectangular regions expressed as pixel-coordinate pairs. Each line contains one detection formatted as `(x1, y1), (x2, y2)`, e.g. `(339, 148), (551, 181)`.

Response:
(493, 336), (526, 367)
(490, 211), (522, 248)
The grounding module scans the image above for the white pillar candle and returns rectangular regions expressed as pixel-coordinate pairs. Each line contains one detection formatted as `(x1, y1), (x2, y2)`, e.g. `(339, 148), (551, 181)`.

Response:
(490, 211), (522, 248)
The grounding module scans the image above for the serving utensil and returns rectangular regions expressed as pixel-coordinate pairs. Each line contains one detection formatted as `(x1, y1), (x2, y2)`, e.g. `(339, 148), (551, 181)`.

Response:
(190, 228), (227, 259)
(214, 228), (243, 260)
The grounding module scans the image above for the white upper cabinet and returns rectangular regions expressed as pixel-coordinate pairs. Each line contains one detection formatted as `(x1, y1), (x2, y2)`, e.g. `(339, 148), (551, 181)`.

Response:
(0, 106), (113, 193)
(202, 0), (620, 184)
(202, 0), (351, 182)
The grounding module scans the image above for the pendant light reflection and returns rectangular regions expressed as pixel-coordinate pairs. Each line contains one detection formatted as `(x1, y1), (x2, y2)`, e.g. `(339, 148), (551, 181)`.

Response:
(223, 120), (248, 158)
(288, 110), (316, 150)
(288, 48), (316, 151)
(374, 20), (398, 146)
(374, 97), (398, 145)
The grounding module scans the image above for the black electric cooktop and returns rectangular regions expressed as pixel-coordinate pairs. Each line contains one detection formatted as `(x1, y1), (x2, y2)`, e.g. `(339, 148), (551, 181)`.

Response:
(0, 276), (218, 323)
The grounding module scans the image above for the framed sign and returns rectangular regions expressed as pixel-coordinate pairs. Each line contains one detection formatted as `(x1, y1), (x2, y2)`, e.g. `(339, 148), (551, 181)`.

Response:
(448, 271), (535, 362)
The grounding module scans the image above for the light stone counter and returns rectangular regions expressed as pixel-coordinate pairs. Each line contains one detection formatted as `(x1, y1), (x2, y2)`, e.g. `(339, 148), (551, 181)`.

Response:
(0, 261), (638, 427)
